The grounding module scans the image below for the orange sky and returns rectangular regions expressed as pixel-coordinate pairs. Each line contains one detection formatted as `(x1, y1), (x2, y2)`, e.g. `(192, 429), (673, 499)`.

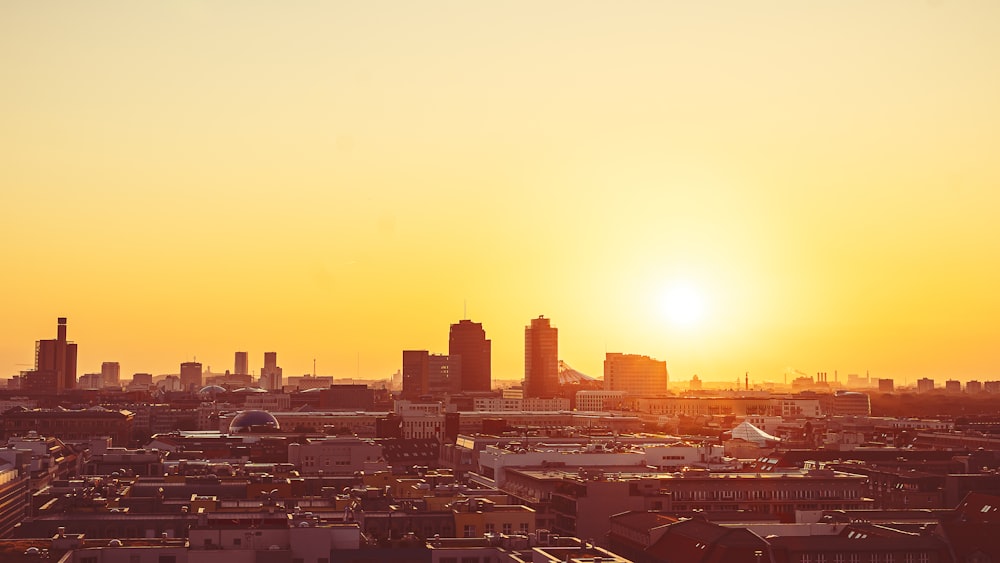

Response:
(3, 2), (1000, 384)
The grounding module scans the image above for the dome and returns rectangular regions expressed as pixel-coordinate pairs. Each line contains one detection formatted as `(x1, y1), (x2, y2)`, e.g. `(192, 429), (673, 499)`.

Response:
(198, 385), (227, 395)
(233, 387), (268, 393)
(229, 410), (280, 433)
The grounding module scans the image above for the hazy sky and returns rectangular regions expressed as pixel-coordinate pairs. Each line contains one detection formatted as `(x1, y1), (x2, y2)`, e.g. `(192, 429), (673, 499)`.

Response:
(3, 1), (1000, 384)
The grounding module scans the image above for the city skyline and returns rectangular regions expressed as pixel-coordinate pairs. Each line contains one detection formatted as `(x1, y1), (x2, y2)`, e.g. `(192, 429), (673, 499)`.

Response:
(4, 2), (1000, 384)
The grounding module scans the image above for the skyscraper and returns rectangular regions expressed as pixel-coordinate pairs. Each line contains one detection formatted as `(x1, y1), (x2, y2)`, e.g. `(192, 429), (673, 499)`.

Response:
(234, 351), (249, 376)
(448, 319), (491, 392)
(261, 352), (283, 390)
(101, 361), (121, 389)
(180, 361), (203, 391)
(524, 316), (559, 398)
(604, 353), (669, 397)
(24, 317), (78, 393)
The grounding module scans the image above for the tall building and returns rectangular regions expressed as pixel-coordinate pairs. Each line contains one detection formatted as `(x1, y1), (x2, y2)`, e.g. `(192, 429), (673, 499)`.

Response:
(916, 377), (935, 393)
(101, 361), (120, 389)
(604, 353), (669, 397)
(23, 317), (78, 393)
(402, 350), (459, 399)
(449, 319), (491, 392)
(524, 316), (559, 398)
(234, 351), (249, 376)
(180, 361), (203, 391)
(261, 352), (283, 390)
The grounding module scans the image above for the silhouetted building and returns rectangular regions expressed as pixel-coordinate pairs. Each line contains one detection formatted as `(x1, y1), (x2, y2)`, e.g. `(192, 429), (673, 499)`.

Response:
(524, 316), (558, 398)
(967, 380), (982, 393)
(878, 378), (894, 393)
(604, 353), (668, 396)
(234, 351), (249, 376)
(180, 361), (203, 391)
(403, 351), (460, 399)
(2, 408), (134, 446)
(22, 317), (78, 394)
(261, 351), (283, 390)
(917, 377), (935, 393)
(945, 379), (962, 393)
(449, 320), (491, 392)
(101, 361), (120, 388)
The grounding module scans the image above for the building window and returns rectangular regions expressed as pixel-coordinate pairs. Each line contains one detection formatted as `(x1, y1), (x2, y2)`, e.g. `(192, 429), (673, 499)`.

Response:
(485, 523), (495, 534)
(158, 557), (177, 563)
(520, 523), (529, 533)
(502, 523), (512, 535)
(464, 524), (476, 538)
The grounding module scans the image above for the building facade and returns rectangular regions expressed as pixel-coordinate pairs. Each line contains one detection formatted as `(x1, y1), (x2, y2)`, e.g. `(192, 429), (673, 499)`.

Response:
(449, 320), (491, 392)
(524, 316), (559, 398)
(604, 353), (668, 397)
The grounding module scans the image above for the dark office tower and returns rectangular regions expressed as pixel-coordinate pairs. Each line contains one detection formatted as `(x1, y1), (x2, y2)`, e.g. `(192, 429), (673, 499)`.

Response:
(261, 352), (283, 390)
(448, 319), (491, 392)
(234, 351), (249, 376)
(525, 316), (559, 398)
(31, 317), (79, 393)
(180, 362), (203, 391)
(101, 362), (121, 388)
(402, 350), (460, 399)
(402, 350), (430, 400)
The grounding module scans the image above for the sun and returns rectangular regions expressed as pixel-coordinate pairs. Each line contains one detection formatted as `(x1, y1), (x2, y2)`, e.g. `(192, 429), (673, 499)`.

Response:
(658, 283), (707, 328)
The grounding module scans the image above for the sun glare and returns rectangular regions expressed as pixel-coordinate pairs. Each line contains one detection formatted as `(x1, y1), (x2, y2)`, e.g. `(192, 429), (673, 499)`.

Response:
(659, 284), (707, 328)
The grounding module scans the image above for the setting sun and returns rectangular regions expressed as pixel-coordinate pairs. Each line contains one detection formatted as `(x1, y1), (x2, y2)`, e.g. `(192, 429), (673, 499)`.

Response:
(658, 284), (707, 329)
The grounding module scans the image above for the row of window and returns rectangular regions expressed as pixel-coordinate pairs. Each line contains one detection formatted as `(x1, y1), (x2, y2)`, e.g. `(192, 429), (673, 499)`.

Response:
(800, 553), (931, 563)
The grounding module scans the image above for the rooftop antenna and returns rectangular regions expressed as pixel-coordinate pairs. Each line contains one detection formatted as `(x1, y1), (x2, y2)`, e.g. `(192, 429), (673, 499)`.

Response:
(463, 300), (467, 320)
(313, 358), (316, 377)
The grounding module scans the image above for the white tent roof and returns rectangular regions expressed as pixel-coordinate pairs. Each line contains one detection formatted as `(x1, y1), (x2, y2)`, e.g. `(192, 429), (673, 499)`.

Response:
(729, 421), (781, 445)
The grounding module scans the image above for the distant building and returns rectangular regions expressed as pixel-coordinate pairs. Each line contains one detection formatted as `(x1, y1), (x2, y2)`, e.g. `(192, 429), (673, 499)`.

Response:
(832, 390), (871, 416)
(877, 378), (894, 393)
(524, 316), (559, 398)
(449, 319), (491, 392)
(101, 361), (120, 388)
(402, 350), (458, 399)
(916, 377), (935, 393)
(128, 372), (153, 391)
(985, 381), (1000, 393)
(179, 361), (203, 391)
(260, 352), (283, 390)
(234, 351), (249, 376)
(967, 380), (982, 393)
(1, 408), (134, 446)
(576, 390), (626, 411)
(604, 353), (668, 396)
(22, 317), (78, 394)
(945, 379), (962, 393)
(689, 374), (702, 390)
(78, 373), (102, 389)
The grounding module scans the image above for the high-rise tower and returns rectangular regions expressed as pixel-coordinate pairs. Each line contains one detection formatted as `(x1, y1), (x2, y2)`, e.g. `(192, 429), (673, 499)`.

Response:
(180, 361), (203, 391)
(448, 319), (491, 392)
(234, 351), (249, 376)
(261, 352), (283, 390)
(524, 316), (559, 398)
(101, 361), (121, 389)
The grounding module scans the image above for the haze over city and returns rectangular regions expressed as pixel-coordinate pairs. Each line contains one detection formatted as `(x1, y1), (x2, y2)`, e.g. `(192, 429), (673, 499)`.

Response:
(4, 2), (1000, 383)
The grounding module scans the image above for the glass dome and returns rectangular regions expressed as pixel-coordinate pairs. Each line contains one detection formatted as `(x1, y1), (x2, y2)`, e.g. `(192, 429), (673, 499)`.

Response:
(229, 410), (280, 433)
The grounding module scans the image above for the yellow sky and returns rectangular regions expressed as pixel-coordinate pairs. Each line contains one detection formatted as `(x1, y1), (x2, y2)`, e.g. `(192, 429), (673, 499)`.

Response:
(3, 1), (1000, 384)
